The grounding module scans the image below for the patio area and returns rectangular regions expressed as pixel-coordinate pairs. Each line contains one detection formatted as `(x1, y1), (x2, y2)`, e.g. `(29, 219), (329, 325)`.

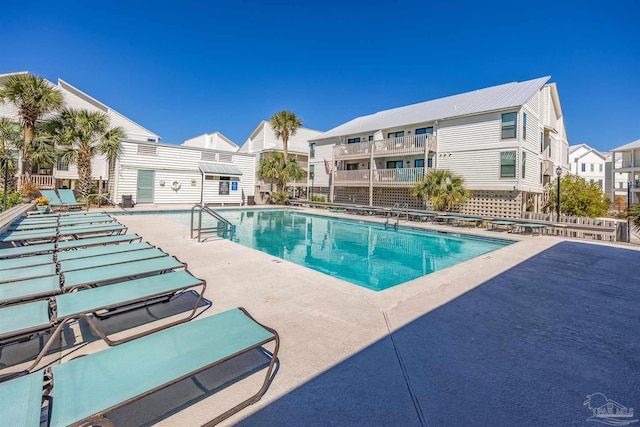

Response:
(1, 207), (639, 425)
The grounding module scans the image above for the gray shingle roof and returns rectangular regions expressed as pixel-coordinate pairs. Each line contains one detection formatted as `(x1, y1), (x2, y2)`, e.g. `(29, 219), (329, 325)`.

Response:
(312, 76), (551, 141)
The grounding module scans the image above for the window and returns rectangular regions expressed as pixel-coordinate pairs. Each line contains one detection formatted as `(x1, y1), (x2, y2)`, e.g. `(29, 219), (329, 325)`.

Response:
(368, 135), (374, 141)
(428, 158), (432, 168)
(415, 127), (434, 135)
(500, 151), (516, 177)
(522, 152), (526, 179)
(581, 163), (586, 172)
(386, 160), (403, 169)
(346, 163), (359, 170)
(347, 137), (360, 144)
(501, 112), (517, 139)
(309, 143), (315, 158)
(522, 112), (527, 139)
(599, 164), (603, 172)
(540, 133), (544, 153)
(387, 131), (404, 139)
(548, 139), (552, 156)
(57, 159), (69, 171)
(590, 163), (594, 172)
(309, 164), (315, 177)
(415, 159), (424, 168)
(598, 179), (603, 188)
(146, 138), (156, 142)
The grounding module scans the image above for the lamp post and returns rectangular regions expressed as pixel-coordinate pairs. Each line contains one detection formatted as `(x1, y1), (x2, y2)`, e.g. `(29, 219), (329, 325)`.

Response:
(555, 166), (562, 222)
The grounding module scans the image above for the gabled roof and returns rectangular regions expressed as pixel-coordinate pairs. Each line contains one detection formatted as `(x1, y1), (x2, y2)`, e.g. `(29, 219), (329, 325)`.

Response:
(312, 76), (551, 141)
(612, 138), (640, 152)
(569, 144), (606, 161)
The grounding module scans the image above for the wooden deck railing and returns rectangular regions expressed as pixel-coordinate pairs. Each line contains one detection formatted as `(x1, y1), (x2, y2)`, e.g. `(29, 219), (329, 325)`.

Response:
(334, 134), (436, 159)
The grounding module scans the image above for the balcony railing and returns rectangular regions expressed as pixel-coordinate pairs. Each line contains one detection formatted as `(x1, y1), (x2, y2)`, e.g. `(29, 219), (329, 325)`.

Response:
(334, 134), (435, 159)
(20, 175), (55, 190)
(334, 167), (426, 186)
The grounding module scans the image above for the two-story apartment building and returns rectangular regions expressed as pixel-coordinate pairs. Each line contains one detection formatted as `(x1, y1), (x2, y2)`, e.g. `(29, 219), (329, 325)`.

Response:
(604, 152), (628, 210)
(611, 138), (640, 205)
(238, 120), (323, 202)
(309, 76), (569, 218)
(568, 144), (606, 191)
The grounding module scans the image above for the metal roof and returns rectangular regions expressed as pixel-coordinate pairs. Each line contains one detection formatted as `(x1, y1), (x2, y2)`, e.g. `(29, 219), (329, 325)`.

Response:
(312, 76), (551, 141)
(611, 138), (640, 152)
(198, 162), (243, 176)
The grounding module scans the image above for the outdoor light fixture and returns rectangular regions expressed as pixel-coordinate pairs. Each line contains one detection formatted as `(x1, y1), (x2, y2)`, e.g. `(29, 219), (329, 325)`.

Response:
(556, 166), (562, 222)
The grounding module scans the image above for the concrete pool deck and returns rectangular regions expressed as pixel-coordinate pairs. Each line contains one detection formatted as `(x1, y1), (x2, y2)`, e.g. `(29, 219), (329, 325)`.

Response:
(2, 206), (639, 425)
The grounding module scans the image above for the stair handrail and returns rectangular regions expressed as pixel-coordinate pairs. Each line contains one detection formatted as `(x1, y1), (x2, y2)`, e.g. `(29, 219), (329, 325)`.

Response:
(190, 204), (234, 242)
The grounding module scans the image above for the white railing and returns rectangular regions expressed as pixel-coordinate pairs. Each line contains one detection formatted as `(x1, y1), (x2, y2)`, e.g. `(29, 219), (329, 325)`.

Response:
(20, 175), (55, 190)
(334, 167), (425, 186)
(334, 134), (435, 159)
(334, 170), (370, 185)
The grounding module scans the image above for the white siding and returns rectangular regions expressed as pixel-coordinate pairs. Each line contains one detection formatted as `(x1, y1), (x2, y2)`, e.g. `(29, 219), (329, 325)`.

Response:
(114, 141), (255, 205)
(308, 141), (336, 187)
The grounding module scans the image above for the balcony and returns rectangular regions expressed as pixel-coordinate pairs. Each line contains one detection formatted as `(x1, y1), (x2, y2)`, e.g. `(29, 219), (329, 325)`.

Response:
(334, 134), (436, 160)
(334, 167), (426, 187)
(542, 160), (555, 176)
(20, 175), (55, 190)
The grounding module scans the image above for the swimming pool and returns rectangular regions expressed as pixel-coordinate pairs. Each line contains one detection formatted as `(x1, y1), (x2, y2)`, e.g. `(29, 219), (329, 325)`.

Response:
(150, 209), (512, 291)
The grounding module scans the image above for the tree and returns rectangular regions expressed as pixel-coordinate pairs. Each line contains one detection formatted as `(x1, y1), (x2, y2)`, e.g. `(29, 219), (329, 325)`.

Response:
(49, 108), (125, 198)
(0, 118), (21, 185)
(411, 169), (469, 211)
(257, 152), (306, 193)
(0, 73), (63, 179)
(544, 174), (610, 218)
(269, 111), (302, 163)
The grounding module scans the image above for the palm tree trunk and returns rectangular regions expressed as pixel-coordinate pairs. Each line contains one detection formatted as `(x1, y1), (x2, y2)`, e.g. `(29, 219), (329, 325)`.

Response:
(78, 152), (92, 198)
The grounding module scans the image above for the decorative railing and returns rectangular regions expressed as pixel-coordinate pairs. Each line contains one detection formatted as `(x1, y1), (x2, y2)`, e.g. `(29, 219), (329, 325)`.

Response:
(334, 167), (425, 186)
(20, 175), (55, 190)
(334, 134), (435, 159)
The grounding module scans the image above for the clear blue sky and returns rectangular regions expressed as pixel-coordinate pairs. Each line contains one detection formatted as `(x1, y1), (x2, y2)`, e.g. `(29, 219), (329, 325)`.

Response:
(1, 1), (638, 152)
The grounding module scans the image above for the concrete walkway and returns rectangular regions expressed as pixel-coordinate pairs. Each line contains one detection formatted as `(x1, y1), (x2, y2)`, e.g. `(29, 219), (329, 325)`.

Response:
(96, 207), (635, 426)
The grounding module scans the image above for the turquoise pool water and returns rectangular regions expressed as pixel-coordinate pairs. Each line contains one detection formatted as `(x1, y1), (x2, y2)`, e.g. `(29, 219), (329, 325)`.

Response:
(152, 209), (512, 291)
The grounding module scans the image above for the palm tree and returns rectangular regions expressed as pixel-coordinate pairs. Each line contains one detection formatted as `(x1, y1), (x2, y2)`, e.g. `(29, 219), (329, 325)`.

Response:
(257, 152), (306, 192)
(269, 111), (302, 163)
(0, 73), (63, 179)
(411, 169), (469, 212)
(0, 118), (22, 201)
(49, 108), (125, 198)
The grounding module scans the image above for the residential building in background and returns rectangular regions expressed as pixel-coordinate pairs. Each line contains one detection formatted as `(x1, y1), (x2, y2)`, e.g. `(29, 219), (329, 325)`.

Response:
(568, 144), (606, 191)
(611, 138), (640, 206)
(181, 131), (238, 152)
(238, 120), (323, 202)
(604, 152), (628, 210)
(309, 76), (569, 218)
(0, 72), (160, 191)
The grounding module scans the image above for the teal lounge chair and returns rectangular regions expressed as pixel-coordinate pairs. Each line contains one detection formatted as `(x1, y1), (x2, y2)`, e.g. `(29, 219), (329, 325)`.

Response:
(57, 222), (127, 239)
(58, 247), (168, 272)
(1, 308), (278, 427)
(0, 275), (61, 305)
(61, 255), (185, 290)
(0, 270), (207, 376)
(0, 253), (54, 271)
(0, 228), (58, 246)
(57, 189), (88, 210)
(39, 189), (82, 211)
(0, 263), (57, 284)
(56, 234), (142, 250)
(0, 243), (56, 259)
(56, 241), (153, 261)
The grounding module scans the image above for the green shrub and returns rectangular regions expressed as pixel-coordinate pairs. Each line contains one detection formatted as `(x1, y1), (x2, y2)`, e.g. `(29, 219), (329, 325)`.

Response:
(0, 191), (22, 212)
(269, 190), (290, 205)
(310, 195), (325, 202)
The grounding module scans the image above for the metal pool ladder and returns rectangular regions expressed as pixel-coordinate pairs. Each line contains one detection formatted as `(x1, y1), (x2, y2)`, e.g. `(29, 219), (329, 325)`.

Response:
(385, 203), (408, 231)
(190, 204), (234, 242)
